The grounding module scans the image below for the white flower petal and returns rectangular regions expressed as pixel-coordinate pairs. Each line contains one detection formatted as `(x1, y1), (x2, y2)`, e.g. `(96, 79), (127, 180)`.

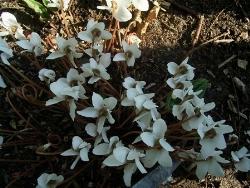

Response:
(80, 147), (90, 161)
(158, 150), (173, 167)
(113, 53), (126, 61)
(61, 149), (78, 156)
(45, 97), (64, 106)
(92, 92), (103, 109)
(140, 132), (156, 147)
(103, 154), (124, 166)
(0, 75), (7, 88)
(69, 99), (76, 121)
(132, 0), (149, 11)
(113, 146), (130, 163)
(159, 138), (174, 151)
(93, 143), (109, 155)
(77, 107), (98, 118)
(46, 51), (65, 60)
(85, 123), (97, 137)
(72, 136), (83, 150)
(123, 163), (137, 187)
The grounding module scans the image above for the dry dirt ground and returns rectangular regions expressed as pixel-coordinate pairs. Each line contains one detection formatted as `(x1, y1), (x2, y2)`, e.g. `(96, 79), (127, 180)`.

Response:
(0, 0), (250, 187)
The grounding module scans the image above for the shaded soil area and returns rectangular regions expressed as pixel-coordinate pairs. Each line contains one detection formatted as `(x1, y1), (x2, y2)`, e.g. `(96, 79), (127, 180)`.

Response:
(0, 0), (250, 187)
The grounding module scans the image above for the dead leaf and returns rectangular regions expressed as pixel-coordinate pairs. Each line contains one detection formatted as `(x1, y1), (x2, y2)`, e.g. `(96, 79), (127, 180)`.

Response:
(237, 59), (248, 70)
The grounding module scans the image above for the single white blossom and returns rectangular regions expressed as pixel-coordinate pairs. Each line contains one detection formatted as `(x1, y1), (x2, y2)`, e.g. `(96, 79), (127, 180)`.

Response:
(16, 32), (43, 56)
(66, 68), (85, 85)
(97, 0), (132, 22)
(93, 136), (120, 155)
(231, 147), (250, 172)
(77, 92), (117, 133)
(167, 57), (195, 81)
(0, 37), (13, 66)
(103, 145), (130, 167)
(195, 150), (229, 179)
(140, 119), (174, 168)
(198, 116), (233, 158)
(0, 74), (7, 88)
(0, 12), (25, 39)
(182, 97), (215, 131)
(123, 149), (147, 187)
(81, 58), (110, 84)
(46, 36), (82, 68)
(39, 68), (56, 84)
(78, 19), (112, 43)
(36, 173), (64, 188)
(61, 136), (91, 169)
(46, 77), (87, 120)
(113, 40), (141, 66)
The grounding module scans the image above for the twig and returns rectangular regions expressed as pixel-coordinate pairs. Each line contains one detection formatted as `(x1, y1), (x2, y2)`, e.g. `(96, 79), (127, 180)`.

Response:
(186, 31), (229, 55)
(192, 15), (204, 47)
(218, 54), (237, 68)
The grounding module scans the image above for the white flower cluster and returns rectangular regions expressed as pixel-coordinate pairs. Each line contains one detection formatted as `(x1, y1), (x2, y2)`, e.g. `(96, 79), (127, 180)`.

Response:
(167, 57), (235, 179)
(1, 7), (250, 188)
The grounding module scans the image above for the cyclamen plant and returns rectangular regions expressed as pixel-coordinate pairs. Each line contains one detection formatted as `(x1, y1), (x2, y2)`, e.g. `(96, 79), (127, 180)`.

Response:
(0, 1), (249, 187)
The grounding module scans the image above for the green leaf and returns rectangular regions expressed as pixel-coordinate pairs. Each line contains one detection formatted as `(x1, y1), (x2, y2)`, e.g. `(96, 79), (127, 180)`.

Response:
(192, 78), (209, 97)
(22, 0), (49, 18)
(42, 0), (49, 6)
(165, 92), (179, 111)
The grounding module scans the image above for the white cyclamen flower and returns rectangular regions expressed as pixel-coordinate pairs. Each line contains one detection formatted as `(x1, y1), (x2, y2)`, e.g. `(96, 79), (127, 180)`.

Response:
(195, 150), (229, 180)
(0, 37), (13, 66)
(97, 0), (132, 22)
(103, 146), (146, 187)
(0, 12), (25, 39)
(81, 58), (110, 84)
(141, 119), (174, 168)
(77, 92), (117, 133)
(93, 136), (120, 155)
(61, 136), (91, 169)
(123, 149), (147, 187)
(198, 116), (233, 158)
(113, 40), (141, 66)
(231, 147), (250, 172)
(39, 68), (56, 84)
(0, 74), (7, 88)
(46, 0), (71, 11)
(46, 78), (87, 120)
(181, 97), (215, 131)
(66, 68), (85, 85)
(36, 173), (64, 188)
(46, 36), (83, 68)
(16, 32), (43, 56)
(167, 57), (195, 81)
(78, 19), (112, 43)
(46, 78), (87, 104)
